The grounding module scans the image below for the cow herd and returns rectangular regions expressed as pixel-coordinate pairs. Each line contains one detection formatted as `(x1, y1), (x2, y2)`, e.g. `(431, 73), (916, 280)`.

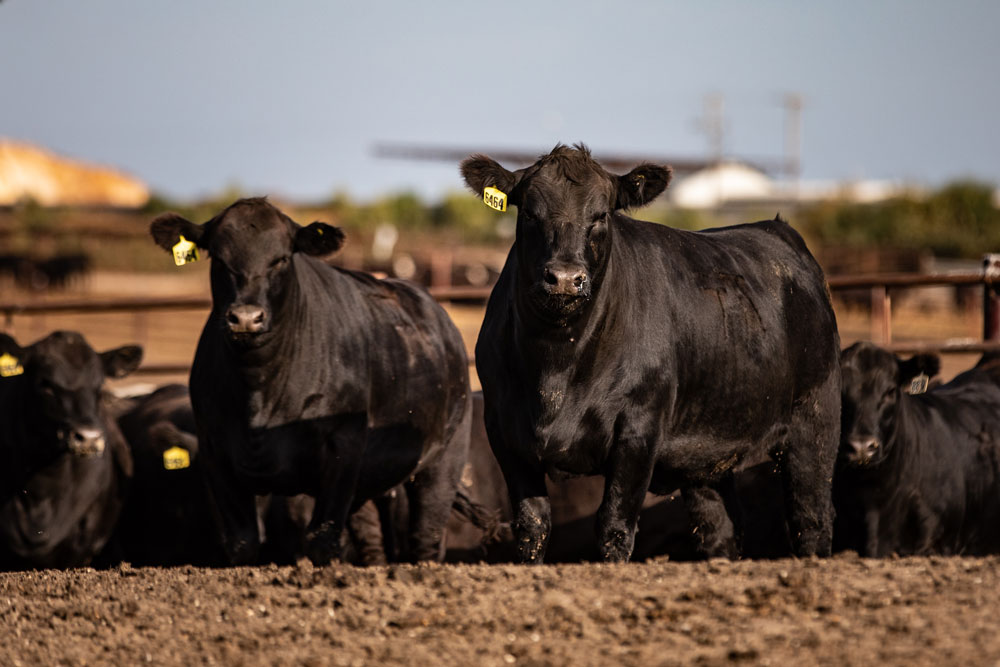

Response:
(1, 143), (999, 572)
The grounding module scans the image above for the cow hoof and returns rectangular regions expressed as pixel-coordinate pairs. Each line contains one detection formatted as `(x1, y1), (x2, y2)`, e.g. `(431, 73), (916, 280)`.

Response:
(226, 539), (259, 566)
(598, 531), (634, 563)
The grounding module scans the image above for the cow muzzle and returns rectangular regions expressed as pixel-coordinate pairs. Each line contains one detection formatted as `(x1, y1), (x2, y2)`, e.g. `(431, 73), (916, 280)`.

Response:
(542, 265), (590, 297)
(65, 427), (106, 457)
(226, 304), (269, 335)
(844, 437), (880, 465)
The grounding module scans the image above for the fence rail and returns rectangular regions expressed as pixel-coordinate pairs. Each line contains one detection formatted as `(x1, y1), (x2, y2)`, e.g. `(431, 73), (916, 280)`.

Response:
(3, 257), (1000, 375)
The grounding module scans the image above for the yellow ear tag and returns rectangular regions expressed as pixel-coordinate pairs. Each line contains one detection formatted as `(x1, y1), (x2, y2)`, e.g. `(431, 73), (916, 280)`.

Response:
(172, 235), (199, 266)
(0, 353), (24, 378)
(483, 186), (507, 212)
(163, 446), (191, 470)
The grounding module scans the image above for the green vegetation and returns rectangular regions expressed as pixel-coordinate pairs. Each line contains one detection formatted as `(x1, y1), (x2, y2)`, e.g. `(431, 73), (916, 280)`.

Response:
(3, 180), (998, 275)
(796, 181), (1000, 258)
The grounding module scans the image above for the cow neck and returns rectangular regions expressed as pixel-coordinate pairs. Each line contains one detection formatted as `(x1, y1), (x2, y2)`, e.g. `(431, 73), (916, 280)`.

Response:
(227, 260), (314, 390)
(862, 393), (919, 482)
(513, 242), (614, 369)
(227, 258), (362, 407)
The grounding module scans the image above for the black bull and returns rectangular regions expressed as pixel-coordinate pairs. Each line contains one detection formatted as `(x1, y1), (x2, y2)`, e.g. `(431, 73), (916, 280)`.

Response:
(150, 198), (472, 565)
(462, 143), (841, 563)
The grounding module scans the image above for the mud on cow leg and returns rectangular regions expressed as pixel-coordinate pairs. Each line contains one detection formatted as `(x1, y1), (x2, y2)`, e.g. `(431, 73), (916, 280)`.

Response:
(305, 519), (344, 566)
(684, 486), (738, 559)
(513, 495), (552, 564)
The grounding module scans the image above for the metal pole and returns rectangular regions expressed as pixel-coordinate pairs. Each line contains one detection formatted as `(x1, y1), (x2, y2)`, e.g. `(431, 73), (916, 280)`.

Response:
(871, 286), (891, 345)
(982, 254), (1000, 341)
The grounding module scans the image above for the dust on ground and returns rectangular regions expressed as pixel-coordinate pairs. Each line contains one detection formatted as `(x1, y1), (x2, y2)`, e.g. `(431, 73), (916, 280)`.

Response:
(1, 555), (998, 666)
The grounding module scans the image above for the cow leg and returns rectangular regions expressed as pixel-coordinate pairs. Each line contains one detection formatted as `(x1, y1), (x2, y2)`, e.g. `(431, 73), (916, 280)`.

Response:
(683, 485), (738, 559)
(781, 423), (837, 557)
(306, 421), (367, 566)
(863, 508), (881, 557)
(200, 449), (260, 565)
(346, 500), (387, 566)
(374, 489), (406, 562)
(485, 417), (550, 564)
(596, 439), (654, 562)
(404, 459), (459, 562)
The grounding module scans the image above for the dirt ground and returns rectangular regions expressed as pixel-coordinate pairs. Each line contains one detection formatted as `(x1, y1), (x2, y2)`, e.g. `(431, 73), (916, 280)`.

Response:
(1, 554), (997, 666)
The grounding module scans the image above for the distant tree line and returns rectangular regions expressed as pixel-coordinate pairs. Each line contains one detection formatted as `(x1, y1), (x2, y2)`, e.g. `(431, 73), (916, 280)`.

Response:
(145, 180), (1000, 259)
(2, 179), (994, 276)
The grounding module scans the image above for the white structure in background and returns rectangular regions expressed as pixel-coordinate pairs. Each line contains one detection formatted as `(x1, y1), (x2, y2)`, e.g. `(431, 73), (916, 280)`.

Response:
(669, 160), (918, 209)
(670, 161), (774, 208)
(0, 139), (149, 208)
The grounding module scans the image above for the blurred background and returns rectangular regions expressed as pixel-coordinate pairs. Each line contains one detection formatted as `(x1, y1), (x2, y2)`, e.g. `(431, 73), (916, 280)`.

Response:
(1, 0), (999, 387)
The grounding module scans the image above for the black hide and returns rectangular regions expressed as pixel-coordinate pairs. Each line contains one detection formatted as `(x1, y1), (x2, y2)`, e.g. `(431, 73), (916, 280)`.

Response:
(463, 144), (841, 563)
(834, 343), (1000, 556)
(114, 383), (227, 566)
(148, 198), (472, 565)
(0, 331), (140, 569)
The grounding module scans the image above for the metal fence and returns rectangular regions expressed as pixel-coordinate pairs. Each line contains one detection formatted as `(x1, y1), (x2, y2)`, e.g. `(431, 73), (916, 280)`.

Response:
(3, 256), (1000, 375)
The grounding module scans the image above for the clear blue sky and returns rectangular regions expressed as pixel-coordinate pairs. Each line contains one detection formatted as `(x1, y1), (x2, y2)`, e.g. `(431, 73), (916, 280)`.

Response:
(2, 0), (997, 202)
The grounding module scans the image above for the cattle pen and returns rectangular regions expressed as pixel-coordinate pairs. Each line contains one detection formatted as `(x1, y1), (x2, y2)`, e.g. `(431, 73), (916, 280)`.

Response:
(2, 256), (1000, 377)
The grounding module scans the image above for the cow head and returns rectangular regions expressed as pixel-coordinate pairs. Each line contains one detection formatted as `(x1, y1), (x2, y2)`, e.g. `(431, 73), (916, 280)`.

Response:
(461, 144), (671, 320)
(3, 331), (142, 458)
(839, 342), (940, 466)
(149, 198), (345, 345)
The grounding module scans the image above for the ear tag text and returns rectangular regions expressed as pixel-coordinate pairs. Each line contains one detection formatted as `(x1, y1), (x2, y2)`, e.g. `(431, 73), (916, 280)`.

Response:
(0, 353), (24, 377)
(483, 186), (507, 212)
(907, 373), (929, 395)
(163, 446), (191, 470)
(172, 235), (199, 266)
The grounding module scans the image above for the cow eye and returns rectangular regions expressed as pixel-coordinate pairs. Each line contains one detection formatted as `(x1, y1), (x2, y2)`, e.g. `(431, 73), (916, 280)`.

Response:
(879, 388), (895, 406)
(269, 256), (289, 271)
(38, 379), (57, 396)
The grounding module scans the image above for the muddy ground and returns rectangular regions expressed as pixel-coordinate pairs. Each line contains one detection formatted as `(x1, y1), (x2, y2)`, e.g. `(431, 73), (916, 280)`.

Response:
(1, 554), (998, 666)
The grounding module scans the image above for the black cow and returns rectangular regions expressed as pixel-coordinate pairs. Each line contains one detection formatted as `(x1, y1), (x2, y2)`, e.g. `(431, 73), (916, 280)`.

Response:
(149, 198), (472, 565)
(834, 343), (1000, 556)
(114, 383), (227, 566)
(0, 331), (141, 569)
(115, 384), (402, 566)
(462, 144), (841, 563)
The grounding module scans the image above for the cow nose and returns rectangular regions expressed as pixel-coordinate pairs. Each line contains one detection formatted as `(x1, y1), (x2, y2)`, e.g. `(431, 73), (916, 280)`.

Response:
(849, 438), (879, 460)
(226, 305), (268, 334)
(543, 267), (588, 295)
(68, 428), (106, 457)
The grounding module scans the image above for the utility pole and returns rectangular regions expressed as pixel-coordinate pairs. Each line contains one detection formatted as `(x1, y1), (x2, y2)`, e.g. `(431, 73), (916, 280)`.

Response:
(782, 92), (803, 185)
(697, 93), (725, 165)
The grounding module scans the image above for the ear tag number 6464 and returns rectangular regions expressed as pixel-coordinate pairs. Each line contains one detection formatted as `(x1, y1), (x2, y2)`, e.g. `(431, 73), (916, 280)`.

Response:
(483, 186), (507, 212)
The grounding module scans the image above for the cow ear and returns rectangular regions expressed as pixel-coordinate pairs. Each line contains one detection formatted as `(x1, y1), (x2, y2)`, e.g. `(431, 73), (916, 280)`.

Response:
(0, 332), (22, 357)
(616, 164), (672, 210)
(100, 345), (143, 379)
(897, 353), (940, 385)
(150, 213), (208, 252)
(295, 222), (345, 256)
(460, 155), (521, 201)
(149, 421), (199, 457)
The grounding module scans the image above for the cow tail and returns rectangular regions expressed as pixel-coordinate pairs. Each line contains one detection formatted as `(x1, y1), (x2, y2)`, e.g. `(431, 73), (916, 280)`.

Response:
(452, 490), (503, 544)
